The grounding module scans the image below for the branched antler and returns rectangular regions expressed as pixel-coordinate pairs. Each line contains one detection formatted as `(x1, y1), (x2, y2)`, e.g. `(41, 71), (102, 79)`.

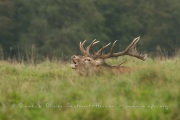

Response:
(79, 36), (147, 61)
(79, 39), (99, 56)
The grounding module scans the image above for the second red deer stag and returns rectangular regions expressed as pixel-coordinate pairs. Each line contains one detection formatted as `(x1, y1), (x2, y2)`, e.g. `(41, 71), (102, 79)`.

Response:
(71, 36), (147, 75)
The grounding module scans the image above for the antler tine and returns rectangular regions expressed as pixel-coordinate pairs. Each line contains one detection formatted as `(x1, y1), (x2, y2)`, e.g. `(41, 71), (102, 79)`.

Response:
(93, 36), (147, 61)
(123, 36), (140, 52)
(86, 39), (99, 55)
(90, 40), (99, 55)
(113, 36), (146, 60)
(96, 40), (117, 59)
(79, 40), (87, 55)
(96, 42), (111, 55)
(111, 36), (141, 57)
(108, 40), (117, 55)
(127, 53), (147, 61)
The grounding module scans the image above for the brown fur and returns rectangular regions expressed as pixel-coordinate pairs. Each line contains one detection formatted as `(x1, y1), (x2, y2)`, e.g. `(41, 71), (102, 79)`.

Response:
(71, 37), (146, 76)
(112, 66), (133, 74)
(71, 55), (134, 75)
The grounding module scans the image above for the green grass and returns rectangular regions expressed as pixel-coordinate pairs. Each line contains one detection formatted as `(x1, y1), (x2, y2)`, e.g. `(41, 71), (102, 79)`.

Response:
(0, 57), (179, 120)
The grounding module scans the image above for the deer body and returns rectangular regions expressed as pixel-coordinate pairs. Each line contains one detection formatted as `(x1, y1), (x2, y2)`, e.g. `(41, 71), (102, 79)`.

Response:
(71, 37), (147, 75)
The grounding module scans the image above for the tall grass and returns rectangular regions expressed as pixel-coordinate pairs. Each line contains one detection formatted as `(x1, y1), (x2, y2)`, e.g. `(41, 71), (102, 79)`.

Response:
(0, 57), (179, 120)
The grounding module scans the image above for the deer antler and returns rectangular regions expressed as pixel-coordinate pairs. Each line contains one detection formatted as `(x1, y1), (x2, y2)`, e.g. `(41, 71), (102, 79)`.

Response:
(79, 39), (99, 56)
(92, 36), (147, 60)
(79, 36), (147, 61)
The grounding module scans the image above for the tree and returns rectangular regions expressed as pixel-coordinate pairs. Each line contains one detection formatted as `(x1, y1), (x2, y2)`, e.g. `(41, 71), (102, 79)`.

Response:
(95, 0), (180, 55)
(0, 0), (180, 59)
(15, 0), (105, 59)
(0, 0), (17, 58)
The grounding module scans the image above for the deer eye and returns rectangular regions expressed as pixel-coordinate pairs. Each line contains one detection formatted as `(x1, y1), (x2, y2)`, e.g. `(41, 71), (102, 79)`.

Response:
(84, 58), (91, 62)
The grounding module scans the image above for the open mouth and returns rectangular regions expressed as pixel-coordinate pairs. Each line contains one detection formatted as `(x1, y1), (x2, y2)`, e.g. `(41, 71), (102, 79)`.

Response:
(71, 59), (77, 69)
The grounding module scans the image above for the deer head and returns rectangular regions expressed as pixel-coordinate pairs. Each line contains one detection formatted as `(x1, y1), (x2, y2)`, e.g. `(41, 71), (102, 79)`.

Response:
(71, 36), (147, 75)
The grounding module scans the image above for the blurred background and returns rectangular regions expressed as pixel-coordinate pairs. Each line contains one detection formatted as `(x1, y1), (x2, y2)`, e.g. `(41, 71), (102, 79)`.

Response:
(0, 0), (179, 60)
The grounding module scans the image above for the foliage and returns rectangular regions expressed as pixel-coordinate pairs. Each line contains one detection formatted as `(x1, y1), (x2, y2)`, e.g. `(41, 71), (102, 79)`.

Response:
(0, 0), (180, 59)
(0, 57), (179, 119)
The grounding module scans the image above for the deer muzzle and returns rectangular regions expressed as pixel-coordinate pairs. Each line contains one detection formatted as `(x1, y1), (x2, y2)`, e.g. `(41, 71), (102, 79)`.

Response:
(71, 55), (78, 69)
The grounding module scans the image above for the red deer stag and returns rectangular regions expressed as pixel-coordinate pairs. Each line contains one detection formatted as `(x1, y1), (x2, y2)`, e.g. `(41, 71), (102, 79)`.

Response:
(71, 36), (147, 75)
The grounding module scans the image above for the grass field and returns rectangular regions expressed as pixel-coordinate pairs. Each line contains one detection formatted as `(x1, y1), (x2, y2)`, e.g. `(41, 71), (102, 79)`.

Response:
(0, 57), (179, 120)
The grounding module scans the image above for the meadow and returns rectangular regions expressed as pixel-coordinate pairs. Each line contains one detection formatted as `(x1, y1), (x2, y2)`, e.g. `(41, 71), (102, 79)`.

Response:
(0, 57), (179, 120)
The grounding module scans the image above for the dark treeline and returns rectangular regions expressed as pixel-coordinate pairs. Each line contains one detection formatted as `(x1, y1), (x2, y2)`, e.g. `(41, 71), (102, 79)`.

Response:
(0, 0), (180, 60)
